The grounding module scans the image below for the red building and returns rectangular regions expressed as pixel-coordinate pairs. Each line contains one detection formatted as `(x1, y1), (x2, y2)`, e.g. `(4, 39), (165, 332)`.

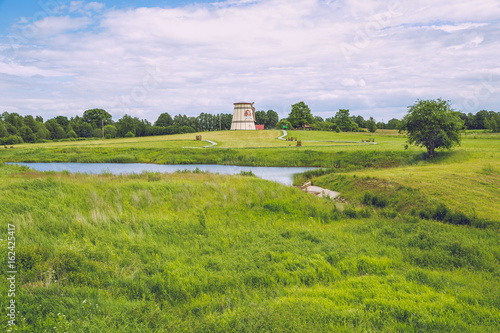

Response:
(255, 125), (265, 130)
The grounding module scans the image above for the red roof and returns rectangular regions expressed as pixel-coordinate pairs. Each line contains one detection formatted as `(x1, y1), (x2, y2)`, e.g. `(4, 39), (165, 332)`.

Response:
(255, 125), (265, 130)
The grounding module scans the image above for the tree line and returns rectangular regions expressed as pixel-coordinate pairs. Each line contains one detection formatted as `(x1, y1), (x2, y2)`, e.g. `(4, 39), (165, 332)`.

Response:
(0, 109), (279, 145)
(277, 101), (500, 133)
(0, 104), (498, 145)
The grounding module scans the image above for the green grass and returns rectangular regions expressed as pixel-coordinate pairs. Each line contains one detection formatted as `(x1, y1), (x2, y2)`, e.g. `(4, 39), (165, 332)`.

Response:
(0, 163), (499, 332)
(0, 130), (499, 332)
(0, 130), (424, 168)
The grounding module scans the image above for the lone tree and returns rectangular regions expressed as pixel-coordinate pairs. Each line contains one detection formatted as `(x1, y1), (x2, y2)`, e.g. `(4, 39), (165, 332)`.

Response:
(400, 99), (464, 158)
(288, 102), (313, 128)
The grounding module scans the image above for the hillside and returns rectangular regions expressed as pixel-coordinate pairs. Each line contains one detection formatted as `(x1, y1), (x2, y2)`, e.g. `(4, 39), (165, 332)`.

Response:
(0, 130), (499, 332)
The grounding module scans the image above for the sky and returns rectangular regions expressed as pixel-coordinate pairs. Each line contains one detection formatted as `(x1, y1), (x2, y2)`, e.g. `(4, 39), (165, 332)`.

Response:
(0, 0), (499, 122)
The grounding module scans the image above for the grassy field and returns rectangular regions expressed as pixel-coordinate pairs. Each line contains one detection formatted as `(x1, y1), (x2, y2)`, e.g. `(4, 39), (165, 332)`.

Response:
(0, 130), (423, 167)
(0, 130), (499, 332)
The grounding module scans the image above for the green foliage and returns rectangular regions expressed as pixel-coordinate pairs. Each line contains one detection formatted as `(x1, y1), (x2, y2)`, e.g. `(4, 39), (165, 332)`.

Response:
(104, 125), (117, 138)
(82, 108), (112, 129)
(367, 117), (377, 133)
(254, 110), (267, 126)
(0, 135), (24, 145)
(0, 166), (498, 332)
(266, 110), (279, 129)
(400, 99), (464, 157)
(334, 109), (358, 132)
(288, 101), (313, 128)
(275, 119), (292, 130)
(239, 170), (255, 177)
(154, 112), (174, 127)
(118, 115), (136, 137)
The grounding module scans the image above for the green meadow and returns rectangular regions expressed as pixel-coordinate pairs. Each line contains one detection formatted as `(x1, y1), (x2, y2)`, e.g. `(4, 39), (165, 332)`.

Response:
(0, 130), (499, 332)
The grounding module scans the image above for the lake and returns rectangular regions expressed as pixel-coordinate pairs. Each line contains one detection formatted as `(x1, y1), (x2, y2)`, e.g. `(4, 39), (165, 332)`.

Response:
(9, 163), (318, 186)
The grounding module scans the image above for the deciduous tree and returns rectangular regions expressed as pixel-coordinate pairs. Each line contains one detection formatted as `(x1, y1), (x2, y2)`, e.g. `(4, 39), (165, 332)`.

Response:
(400, 99), (464, 158)
(288, 102), (313, 128)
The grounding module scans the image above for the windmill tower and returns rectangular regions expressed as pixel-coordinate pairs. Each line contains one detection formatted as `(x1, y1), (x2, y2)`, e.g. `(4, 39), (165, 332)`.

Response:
(230, 102), (256, 130)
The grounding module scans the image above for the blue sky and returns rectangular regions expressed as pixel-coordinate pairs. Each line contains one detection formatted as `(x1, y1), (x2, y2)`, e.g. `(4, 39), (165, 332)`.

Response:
(0, 0), (499, 122)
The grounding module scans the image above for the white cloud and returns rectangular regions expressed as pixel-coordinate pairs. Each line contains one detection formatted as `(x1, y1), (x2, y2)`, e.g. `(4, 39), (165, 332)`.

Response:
(24, 15), (93, 37)
(430, 23), (488, 33)
(1, 0), (499, 121)
(0, 61), (70, 77)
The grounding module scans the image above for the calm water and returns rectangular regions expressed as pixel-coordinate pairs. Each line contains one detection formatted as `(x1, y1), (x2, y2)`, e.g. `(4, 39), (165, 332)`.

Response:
(9, 163), (317, 186)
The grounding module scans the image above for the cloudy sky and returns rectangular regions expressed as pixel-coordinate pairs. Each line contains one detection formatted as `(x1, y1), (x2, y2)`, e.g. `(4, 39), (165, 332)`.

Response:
(0, 0), (498, 122)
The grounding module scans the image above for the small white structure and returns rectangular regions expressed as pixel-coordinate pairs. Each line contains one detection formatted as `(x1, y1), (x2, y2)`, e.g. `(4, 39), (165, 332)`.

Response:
(231, 102), (256, 130)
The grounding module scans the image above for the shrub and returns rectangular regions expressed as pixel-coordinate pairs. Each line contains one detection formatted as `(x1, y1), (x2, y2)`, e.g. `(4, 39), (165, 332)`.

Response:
(359, 208), (372, 218)
(362, 192), (387, 208)
(362, 192), (372, 205)
(432, 203), (449, 221)
(445, 211), (472, 225)
(344, 207), (358, 218)
(419, 210), (430, 219)
(0, 135), (24, 145)
(125, 131), (135, 138)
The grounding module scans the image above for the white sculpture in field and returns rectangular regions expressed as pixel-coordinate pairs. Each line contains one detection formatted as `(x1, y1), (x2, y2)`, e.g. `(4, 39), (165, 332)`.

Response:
(231, 102), (256, 130)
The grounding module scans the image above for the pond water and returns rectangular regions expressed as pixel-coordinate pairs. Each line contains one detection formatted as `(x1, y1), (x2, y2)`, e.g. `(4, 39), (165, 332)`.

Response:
(9, 163), (318, 186)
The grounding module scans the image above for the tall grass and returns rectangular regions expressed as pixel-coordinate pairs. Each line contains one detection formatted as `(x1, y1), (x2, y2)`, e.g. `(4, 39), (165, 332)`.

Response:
(0, 164), (499, 332)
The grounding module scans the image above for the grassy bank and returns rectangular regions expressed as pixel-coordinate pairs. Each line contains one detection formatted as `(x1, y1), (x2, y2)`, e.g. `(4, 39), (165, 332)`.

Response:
(0, 130), (424, 168)
(0, 164), (499, 332)
(296, 132), (500, 222)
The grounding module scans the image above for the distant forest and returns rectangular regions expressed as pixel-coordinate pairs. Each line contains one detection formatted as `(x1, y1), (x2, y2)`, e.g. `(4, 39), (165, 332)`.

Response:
(0, 106), (499, 145)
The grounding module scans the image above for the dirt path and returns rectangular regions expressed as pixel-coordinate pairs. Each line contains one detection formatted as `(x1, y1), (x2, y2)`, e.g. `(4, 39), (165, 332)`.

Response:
(299, 182), (340, 199)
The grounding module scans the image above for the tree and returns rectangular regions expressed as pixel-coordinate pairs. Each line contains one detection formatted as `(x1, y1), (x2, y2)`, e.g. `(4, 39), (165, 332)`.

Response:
(154, 113), (173, 127)
(288, 102), (313, 128)
(485, 112), (500, 132)
(400, 99), (464, 158)
(117, 114), (136, 137)
(35, 122), (51, 140)
(334, 109), (357, 132)
(255, 111), (267, 126)
(82, 109), (112, 129)
(0, 121), (8, 137)
(367, 117), (377, 133)
(104, 125), (118, 138)
(4, 112), (24, 129)
(276, 119), (292, 130)
(313, 116), (324, 123)
(66, 128), (78, 138)
(386, 118), (402, 130)
(45, 119), (66, 139)
(266, 110), (279, 129)
(19, 125), (36, 143)
(54, 116), (70, 128)
(23, 115), (38, 133)
(353, 115), (366, 128)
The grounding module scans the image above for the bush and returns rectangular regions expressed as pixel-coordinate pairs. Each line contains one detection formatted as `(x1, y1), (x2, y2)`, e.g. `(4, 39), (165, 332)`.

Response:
(125, 131), (135, 138)
(432, 203), (449, 221)
(0, 135), (24, 145)
(239, 170), (255, 177)
(344, 207), (358, 218)
(362, 192), (387, 208)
